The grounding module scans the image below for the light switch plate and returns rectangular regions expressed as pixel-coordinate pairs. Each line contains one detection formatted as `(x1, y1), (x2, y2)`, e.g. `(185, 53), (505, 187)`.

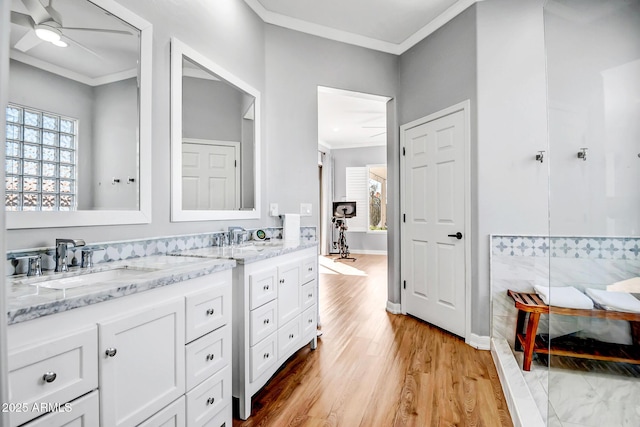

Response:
(269, 203), (279, 216)
(300, 203), (312, 216)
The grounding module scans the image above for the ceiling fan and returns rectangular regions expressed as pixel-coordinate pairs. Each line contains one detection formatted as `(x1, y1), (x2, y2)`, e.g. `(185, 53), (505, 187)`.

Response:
(10, 0), (132, 54)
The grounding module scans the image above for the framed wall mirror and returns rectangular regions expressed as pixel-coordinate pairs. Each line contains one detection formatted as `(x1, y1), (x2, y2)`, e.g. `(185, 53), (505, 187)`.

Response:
(170, 38), (261, 221)
(6, 0), (152, 229)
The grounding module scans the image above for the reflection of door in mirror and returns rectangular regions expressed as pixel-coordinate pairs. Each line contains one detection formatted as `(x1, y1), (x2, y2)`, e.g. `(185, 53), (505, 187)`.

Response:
(182, 140), (240, 210)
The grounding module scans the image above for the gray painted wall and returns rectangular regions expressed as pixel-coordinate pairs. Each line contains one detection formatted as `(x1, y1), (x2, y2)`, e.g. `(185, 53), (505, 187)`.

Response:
(332, 146), (387, 253)
(396, 5), (479, 323)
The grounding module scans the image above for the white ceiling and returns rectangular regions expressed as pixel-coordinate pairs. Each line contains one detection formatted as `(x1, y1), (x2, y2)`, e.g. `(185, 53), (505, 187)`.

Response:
(318, 87), (389, 150)
(244, 0), (479, 55)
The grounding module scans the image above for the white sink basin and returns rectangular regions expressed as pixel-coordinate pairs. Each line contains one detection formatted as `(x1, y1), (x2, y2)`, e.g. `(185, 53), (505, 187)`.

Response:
(29, 267), (157, 290)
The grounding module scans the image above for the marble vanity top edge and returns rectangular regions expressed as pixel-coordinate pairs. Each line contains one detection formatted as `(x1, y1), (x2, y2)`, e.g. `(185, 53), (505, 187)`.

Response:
(170, 240), (319, 264)
(6, 256), (236, 325)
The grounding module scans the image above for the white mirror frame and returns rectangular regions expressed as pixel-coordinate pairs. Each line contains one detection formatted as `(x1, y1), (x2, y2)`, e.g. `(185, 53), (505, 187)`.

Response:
(170, 37), (261, 221)
(6, 0), (152, 229)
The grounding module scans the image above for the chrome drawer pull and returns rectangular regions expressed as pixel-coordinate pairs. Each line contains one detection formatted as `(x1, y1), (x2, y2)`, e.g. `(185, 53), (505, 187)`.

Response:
(263, 285), (270, 290)
(289, 333), (294, 339)
(308, 319), (313, 323)
(206, 308), (215, 316)
(263, 318), (270, 324)
(308, 293), (313, 298)
(105, 347), (117, 357)
(308, 267), (313, 271)
(42, 372), (57, 383)
(279, 279), (285, 284)
(206, 353), (215, 361)
(263, 352), (270, 359)
(206, 397), (215, 405)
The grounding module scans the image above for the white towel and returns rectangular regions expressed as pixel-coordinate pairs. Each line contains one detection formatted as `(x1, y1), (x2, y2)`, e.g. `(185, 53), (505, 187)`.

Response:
(533, 285), (594, 310)
(282, 213), (300, 244)
(607, 277), (640, 293)
(586, 288), (640, 313)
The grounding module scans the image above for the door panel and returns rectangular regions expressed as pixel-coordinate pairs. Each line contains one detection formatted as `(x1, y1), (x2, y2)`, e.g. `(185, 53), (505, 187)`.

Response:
(402, 108), (467, 338)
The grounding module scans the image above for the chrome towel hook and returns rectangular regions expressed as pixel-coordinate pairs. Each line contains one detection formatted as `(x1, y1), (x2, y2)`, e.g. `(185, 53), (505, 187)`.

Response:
(535, 151), (545, 163)
(577, 148), (588, 161)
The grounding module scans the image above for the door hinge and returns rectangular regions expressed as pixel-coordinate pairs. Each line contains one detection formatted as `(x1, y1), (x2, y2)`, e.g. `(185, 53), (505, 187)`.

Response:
(403, 213), (406, 223)
(403, 280), (406, 290)
(402, 146), (406, 156)
(235, 160), (237, 167)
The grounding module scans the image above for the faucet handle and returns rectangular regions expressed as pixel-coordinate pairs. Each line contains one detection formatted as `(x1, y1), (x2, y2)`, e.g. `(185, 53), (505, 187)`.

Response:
(27, 255), (42, 277)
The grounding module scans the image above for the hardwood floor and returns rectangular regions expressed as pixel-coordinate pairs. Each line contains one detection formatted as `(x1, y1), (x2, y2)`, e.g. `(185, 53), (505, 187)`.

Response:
(233, 254), (512, 427)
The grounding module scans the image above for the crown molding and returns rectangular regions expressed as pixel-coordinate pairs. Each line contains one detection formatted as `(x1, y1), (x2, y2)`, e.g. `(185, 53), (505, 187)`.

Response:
(245, 0), (481, 55)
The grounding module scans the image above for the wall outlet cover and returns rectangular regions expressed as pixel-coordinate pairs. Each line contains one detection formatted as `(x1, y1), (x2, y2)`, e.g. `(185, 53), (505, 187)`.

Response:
(300, 203), (312, 216)
(269, 203), (279, 216)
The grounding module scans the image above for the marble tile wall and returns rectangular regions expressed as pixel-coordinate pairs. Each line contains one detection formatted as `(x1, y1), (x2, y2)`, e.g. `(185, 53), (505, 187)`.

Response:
(6, 226), (317, 276)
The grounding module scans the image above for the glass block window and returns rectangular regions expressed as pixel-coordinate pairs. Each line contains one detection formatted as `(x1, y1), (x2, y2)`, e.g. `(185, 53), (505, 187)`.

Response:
(5, 104), (77, 211)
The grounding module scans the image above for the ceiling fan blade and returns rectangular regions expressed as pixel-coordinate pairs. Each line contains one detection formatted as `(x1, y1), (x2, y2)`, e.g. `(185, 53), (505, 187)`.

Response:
(21, 0), (53, 25)
(10, 11), (35, 28)
(14, 30), (43, 52)
(61, 27), (133, 35)
(63, 34), (103, 60)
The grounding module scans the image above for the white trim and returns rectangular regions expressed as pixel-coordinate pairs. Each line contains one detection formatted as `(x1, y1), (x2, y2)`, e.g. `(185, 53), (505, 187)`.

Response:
(6, 0), (152, 229)
(491, 338), (545, 427)
(244, 0), (480, 55)
(386, 301), (402, 314)
(466, 334), (490, 350)
(170, 38), (261, 222)
(349, 249), (387, 256)
(399, 100), (472, 343)
(321, 140), (387, 150)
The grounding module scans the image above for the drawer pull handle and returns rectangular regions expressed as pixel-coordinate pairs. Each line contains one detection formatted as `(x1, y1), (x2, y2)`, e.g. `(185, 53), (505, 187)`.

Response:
(308, 319), (313, 323)
(42, 372), (57, 383)
(263, 285), (270, 290)
(263, 318), (270, 324)
(206, 397), (215, 405)
(105, 348), (117, 357)
(308, 293), (313, 298)
(289, 333), (294, 339)
(263, 352), (270, 359)
(206, 308), (215, 316)
(308, 267), (313, 271)
(279, 279), (285, 284)
(206, 353), (215, 361)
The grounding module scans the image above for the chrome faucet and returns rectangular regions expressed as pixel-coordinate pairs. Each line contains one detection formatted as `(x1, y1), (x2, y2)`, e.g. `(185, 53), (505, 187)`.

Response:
(55, 238), (86, 272)
(228, 226), (247, 246)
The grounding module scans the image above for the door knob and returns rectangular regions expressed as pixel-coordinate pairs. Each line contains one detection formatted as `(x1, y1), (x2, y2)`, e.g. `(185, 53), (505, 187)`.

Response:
(447, 232), (463, 240)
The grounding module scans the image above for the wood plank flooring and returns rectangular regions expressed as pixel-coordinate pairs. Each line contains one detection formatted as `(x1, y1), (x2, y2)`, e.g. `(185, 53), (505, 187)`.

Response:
(233, 254), (512, 427)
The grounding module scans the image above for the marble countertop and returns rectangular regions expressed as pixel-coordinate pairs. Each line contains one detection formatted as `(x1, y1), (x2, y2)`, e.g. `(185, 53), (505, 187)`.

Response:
(169, 239), (318, 264)
(6, 255), (236, 325)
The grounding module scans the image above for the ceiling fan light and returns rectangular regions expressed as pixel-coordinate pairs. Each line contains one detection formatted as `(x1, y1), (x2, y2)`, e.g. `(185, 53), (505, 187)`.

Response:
(51, 39), (68, 48)
(35, 27), (61, 42)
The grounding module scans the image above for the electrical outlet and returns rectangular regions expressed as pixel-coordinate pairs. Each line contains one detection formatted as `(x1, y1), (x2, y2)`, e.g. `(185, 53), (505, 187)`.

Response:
(269, 203), (279, 216)
(300, 203), (312, 216)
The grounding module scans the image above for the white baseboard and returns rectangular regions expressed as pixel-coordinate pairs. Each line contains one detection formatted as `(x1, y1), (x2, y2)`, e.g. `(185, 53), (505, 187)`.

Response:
(386, 301), (402, 314)
(349, 249), (388, 255)
(466, 333), (490, 350)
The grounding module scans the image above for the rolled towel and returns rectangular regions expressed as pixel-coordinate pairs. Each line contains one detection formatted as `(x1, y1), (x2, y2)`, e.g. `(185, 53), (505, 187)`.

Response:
(533, 284), (594, 310)
(585, 288), (640, 313)
(607, 277), (640, 293)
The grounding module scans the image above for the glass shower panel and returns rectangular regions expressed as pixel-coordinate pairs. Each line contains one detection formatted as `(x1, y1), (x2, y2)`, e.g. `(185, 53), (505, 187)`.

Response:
(545, 1), (640, 426)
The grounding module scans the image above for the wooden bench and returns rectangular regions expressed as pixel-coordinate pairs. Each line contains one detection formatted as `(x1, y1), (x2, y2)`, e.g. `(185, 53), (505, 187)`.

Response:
(507, 290), (640, 371)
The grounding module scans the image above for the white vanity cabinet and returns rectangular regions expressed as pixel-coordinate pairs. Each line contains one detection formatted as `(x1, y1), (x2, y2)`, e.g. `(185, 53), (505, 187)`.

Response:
(7, 267), (233, 427)
(233, 246), (318, 420)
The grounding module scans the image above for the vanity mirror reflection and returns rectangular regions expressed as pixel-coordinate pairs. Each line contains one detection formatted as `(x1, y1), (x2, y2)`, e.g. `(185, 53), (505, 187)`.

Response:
(6, 0), (151, 228)
(170, 38), (261, 221)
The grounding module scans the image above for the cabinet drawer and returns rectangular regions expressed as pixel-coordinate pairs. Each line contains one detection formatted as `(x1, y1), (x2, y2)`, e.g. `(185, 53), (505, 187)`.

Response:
(302, 305), (317, 338)
(186, 366), (231, 427)
(249, 333), (277, 382)
(301, 256), (317, 284)
(138, 396), (185, 427)
(249, 267), (277, 310)
(22, 389), (99, 427)
(302, 280), (316, 311)
(186, 326), (231, 391)
(278, 316), (302, 360)
(8, 326), (98, 427)
(249, 300), (277, 346)
(186, 282), (231, 343)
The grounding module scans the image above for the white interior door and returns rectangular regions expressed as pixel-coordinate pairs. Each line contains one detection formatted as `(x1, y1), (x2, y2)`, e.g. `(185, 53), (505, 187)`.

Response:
(401, 106), (468, 338)
(182, 140), (240, 210)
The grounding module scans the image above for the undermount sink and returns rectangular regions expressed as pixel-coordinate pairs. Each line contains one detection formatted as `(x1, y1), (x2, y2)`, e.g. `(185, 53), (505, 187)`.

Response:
(29, 267), (158, 290)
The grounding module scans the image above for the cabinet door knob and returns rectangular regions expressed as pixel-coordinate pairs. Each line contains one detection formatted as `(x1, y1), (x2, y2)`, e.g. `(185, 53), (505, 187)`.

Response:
(206, 353), (215, 361)
(263, 352), (270, 359)
(263, 318), (270, 324)
(308, 293), (313, 298)
(308, 267), (313, 272)
(308, 318), (313, 324)
(206, 397), (215, 405)
(279, 279), (285, 284)
(105, 347), (117, 357)
(263, 285), (270, 290)
(42, 372), (57, 383)
(206, 308), (215, 316)
(289, 333), (294, 339)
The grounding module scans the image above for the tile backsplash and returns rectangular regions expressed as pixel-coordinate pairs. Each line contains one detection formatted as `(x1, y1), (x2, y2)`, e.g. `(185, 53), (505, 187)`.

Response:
(7, 226), (317, 276)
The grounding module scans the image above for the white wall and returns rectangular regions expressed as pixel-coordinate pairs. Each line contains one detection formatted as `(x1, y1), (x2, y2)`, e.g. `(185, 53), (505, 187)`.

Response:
(476, 0), (549, 335)
(332, 146), (387, 253)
